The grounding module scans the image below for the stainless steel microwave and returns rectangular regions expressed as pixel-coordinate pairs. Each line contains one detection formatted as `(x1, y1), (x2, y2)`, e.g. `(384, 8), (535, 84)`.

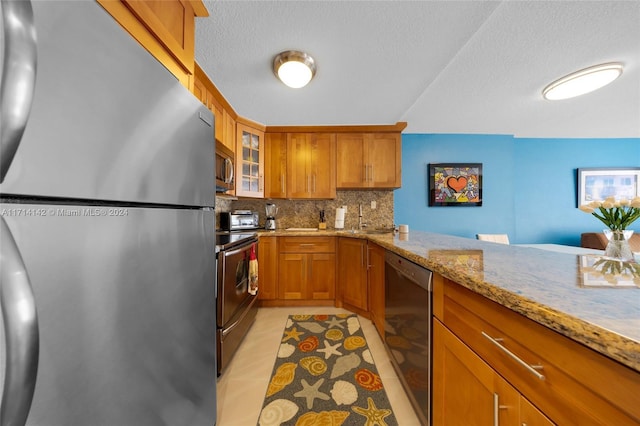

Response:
(215, 141), (234, 192)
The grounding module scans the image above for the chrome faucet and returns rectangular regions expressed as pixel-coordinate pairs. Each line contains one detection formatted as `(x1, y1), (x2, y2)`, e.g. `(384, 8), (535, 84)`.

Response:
(358, 204), (368, 229)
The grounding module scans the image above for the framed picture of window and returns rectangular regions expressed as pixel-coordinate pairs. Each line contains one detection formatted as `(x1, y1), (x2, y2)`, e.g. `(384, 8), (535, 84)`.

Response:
(577, 167), (640, 207)
(429, 163), (482, 206)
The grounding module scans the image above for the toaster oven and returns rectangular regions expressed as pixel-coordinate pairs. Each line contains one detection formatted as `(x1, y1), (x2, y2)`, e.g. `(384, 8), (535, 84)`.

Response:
(219, 211), (259, 231)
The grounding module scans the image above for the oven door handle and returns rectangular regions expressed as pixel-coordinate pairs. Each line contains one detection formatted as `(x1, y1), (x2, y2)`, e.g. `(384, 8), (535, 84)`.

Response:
(221, 240), (258, 259)
(221, 295), (258, 338)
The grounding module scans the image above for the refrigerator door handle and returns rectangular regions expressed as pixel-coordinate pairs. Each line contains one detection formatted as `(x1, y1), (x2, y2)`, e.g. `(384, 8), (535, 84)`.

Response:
(0, 217), (40, 426)
(0, 0), (37, 183)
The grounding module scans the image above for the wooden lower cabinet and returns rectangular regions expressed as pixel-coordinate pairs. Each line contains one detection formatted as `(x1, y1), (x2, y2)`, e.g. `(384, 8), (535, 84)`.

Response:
(433, 319), (553, 426)
(257, 236), (277, 300)
(433, 274), (640, 425)
(337, 238), (385, 331)
(367, 242), (385, 338)
(263, 235), (385, 329)
(520, 397), (555, 426)
(277, 237), (335, 301)
(337, 238), (368, 311)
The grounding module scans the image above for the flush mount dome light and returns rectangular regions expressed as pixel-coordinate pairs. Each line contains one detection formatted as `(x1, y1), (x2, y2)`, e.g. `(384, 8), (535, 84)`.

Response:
(273, 50), (316, 88)
(542, 62), (623, 100)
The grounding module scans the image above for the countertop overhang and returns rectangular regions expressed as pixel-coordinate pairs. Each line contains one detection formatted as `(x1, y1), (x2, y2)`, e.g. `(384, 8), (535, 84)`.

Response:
(259, 229), (640, 372)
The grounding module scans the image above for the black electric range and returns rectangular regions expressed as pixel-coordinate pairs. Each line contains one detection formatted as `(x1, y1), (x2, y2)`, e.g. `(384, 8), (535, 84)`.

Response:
(214, 229), (259, 376)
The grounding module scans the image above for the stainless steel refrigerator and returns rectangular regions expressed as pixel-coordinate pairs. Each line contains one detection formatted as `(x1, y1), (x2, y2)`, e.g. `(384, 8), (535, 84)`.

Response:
(0, 1), (217, 425)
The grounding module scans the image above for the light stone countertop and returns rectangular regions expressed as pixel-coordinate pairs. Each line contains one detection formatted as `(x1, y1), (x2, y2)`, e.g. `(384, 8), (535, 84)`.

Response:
(259, 229), (640, 372)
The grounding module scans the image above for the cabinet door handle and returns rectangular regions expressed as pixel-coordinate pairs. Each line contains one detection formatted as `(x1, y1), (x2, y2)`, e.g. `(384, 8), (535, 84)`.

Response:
(363, 165), (368, 182)
(281, 173), (285, 194)
(493, 393), (508, 426)
(369, 164), (374, 182)
(482, 331), (545, 380)
(312, 174), (316, 193)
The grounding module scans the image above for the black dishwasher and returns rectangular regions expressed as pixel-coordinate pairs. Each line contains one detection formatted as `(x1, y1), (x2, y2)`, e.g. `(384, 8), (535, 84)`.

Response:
(384, 251), (432, 425)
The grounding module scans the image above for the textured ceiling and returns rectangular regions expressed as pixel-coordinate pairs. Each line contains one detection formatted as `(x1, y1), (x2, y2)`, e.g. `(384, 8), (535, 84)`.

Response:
(195, 1), (640, 138)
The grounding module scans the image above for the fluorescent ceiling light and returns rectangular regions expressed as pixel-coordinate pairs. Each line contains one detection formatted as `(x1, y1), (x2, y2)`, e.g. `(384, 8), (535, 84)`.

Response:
(273, 50), (316, 89)
(542, 63), (623, 100)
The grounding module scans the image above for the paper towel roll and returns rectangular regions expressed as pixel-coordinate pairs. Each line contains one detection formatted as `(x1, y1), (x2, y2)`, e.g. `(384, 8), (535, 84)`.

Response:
(335, 208), (345, 229)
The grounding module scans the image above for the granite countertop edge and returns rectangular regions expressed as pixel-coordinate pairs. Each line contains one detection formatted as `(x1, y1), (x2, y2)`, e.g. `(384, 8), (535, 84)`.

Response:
(257, 229), (640, 373)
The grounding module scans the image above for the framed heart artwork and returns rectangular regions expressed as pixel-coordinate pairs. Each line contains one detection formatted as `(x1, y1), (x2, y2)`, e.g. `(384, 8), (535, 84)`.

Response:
(429, 163), (482, 206)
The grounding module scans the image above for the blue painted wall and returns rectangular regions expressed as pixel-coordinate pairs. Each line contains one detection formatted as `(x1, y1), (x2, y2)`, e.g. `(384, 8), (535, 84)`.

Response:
(395, 134), (640, 245)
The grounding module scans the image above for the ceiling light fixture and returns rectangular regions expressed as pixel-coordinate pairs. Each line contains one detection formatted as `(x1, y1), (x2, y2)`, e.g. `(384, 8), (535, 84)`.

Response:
(542, 62), (623, 100)
(273, 50), (316, 89)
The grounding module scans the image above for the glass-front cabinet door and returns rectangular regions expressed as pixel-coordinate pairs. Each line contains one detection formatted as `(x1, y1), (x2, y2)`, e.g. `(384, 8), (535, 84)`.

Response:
(235, 123), (264, 198)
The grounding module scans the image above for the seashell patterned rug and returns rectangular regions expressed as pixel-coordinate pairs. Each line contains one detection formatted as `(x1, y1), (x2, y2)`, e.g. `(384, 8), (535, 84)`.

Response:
(257, 314), (397, 426)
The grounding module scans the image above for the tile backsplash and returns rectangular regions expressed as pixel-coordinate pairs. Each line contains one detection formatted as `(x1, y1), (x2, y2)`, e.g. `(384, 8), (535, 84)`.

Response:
(218, 191), (394, 230)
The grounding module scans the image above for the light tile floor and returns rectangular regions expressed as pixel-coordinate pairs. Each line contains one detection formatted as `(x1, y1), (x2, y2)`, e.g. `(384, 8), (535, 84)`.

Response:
(216, 306), (423, 425)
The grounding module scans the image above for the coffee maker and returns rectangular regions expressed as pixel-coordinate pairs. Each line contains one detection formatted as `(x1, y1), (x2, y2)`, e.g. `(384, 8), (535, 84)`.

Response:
(265, 203), (278, 230)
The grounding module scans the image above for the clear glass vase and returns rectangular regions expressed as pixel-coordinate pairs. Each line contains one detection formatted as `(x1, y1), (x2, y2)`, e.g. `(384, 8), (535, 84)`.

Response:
(603, 229), (634, 261)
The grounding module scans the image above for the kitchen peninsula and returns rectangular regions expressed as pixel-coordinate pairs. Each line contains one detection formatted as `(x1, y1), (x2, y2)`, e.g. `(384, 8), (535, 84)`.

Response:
(259, 229), (640, 424)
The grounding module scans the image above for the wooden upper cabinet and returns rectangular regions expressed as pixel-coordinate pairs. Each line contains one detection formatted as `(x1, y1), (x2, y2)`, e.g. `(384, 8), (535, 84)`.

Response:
(335, 133), (366, 188)
(235, 122), (265, 198)
(97, 0), (208, 89)
(310, 133), (337, 198)
(223, 109), (237, 153)
(336, 132), (401, 189)
(193, 64), (233, 150)
(286, 133), (336, 199)
(265, 133), (287, 199)
(192, 74), (210, 107)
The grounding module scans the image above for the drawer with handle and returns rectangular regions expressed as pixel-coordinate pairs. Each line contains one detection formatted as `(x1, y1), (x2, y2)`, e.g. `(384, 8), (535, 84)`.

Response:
(438, 278), (640, 425)
(279, 236), (335, 253)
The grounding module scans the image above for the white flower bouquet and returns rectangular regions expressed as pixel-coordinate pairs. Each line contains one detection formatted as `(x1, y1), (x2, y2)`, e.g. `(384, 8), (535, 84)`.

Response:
(579, 196), (640, 231)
